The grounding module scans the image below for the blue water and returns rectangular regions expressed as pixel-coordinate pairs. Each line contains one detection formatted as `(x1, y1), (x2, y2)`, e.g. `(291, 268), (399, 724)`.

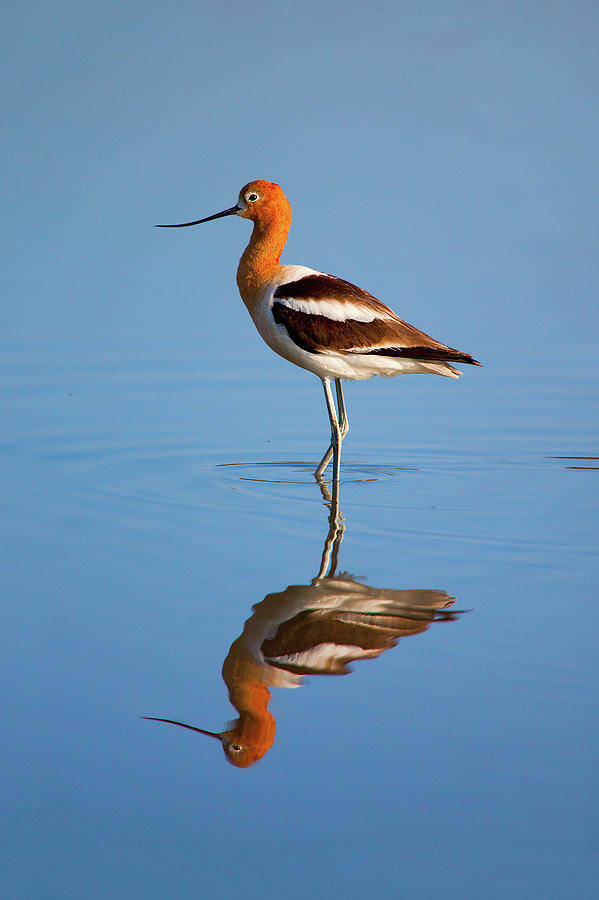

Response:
(1, 342), (597, 899)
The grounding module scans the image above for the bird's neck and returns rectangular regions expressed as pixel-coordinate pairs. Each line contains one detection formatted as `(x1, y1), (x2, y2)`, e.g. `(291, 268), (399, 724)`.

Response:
(237, 210), (291, 308)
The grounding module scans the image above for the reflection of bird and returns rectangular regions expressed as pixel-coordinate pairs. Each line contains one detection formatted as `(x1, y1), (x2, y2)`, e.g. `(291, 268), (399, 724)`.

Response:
(143, 495), (461, 768)
(158, 181), (480, 481)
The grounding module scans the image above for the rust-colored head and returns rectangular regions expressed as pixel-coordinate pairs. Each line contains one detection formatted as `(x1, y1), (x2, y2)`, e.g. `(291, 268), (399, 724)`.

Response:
(155, 180), (290, 230)
(235, 180), (290, 224)
(156, 179), (292, 297)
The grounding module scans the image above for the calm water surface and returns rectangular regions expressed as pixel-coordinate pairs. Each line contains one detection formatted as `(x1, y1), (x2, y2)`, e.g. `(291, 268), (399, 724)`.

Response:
(1, 343), (597, 899)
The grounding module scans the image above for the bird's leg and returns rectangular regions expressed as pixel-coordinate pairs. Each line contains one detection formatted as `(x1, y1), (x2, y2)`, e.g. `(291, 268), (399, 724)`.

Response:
(315, 379), (335, 477)
(315, 378), (343, 483)
(315, 379), (348, 479)
(335, 378), (349, 439)
(315, 445), (333, 478)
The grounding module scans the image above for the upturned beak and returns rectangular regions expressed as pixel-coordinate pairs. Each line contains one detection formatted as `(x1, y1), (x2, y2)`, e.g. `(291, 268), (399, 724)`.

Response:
(141, 716), (222, 739)
(155, 205), (239, 228)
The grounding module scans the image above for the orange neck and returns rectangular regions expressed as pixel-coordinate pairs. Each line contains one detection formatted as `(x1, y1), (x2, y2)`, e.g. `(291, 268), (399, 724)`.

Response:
(236, 203), (291, 308)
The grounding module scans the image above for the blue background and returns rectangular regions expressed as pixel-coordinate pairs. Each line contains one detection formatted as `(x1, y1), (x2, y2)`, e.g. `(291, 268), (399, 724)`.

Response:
(4, 0), (598, 356)
(2, 3), (598, 899)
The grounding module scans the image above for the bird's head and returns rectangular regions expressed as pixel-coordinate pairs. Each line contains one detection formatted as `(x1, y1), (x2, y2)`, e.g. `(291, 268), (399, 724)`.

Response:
(156, 180), (289, 229)
(235, 180), (290, 224)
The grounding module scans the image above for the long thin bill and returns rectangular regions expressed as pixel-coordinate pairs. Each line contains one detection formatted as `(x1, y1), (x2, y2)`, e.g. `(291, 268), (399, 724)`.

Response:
(155, 205), (239, 228)
(140, 716), (221, 738)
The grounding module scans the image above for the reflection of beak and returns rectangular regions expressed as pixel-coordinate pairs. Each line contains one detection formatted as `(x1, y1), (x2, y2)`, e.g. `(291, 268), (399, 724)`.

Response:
(141, 716), (221, 739)
(155, 205), (240, 228)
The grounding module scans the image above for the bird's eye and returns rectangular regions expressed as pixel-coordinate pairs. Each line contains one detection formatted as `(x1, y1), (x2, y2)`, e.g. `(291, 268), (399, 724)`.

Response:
(230, 744), (242, 752)
(247, 192), (259, 202)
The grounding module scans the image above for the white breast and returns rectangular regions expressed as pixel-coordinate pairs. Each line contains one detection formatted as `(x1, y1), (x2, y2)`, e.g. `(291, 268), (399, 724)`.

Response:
(249, 266), (341, 377)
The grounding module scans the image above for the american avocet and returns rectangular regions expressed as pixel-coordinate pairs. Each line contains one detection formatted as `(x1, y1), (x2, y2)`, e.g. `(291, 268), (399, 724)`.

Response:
(158, 181), (480, 481)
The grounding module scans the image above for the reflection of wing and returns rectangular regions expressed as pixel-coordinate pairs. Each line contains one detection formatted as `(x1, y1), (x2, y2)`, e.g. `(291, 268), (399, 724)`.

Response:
(245, 576), (456, 678)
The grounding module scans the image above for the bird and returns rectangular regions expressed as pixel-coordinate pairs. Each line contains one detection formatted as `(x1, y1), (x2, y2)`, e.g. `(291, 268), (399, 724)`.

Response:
(158, 180), (480, 482)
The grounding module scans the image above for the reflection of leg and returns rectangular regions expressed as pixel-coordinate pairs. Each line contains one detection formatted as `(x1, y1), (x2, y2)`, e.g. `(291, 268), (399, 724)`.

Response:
(316, 476), (345, 579)
(315, 378), (342, 480)
(315, 472), (331, 503)
(315, 469), (340, 519)
(327, 490), (344, 575)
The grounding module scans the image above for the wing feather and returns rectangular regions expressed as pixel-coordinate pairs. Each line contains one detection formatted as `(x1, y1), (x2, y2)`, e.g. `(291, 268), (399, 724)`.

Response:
(272, 274), (481, 366)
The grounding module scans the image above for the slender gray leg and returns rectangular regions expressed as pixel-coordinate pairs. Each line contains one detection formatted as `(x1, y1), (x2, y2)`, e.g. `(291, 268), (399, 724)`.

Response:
(315, 380), (334, 477)
(315, 377), (342, 482)
(335, 379), (349, 438)
(315, 445), (333, 478)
